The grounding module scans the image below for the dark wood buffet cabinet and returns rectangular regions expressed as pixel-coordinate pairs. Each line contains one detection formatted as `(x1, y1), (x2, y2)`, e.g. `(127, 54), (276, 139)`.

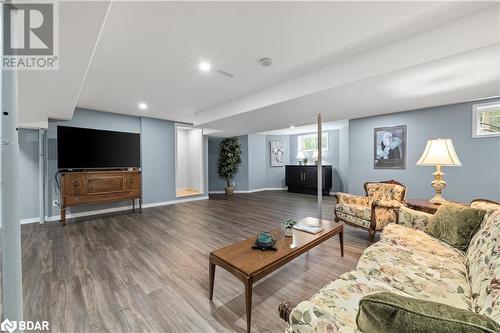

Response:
(285, 165), (332, 196)
(59, 169), (142, 225)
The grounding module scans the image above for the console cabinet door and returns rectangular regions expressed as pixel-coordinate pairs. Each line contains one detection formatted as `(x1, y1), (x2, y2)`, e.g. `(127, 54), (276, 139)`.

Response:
(285, 165), (332, 195)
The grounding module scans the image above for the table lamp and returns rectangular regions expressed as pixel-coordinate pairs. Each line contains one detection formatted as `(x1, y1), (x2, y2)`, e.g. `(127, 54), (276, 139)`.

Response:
(296, 151), (305, 165)
(312, 150), (319, 164)
(416, 139), (462, 204)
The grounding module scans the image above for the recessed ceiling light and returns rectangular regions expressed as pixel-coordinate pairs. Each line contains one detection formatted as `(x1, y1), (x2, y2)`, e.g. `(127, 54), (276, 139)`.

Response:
(138, 103), (147, 110)
(199, 61), (212, 72)
(290, 125), (295, 129)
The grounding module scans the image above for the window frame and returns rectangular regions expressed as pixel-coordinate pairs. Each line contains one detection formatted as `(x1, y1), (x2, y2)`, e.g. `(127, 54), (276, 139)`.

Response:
(472, 101), (500, 138)
(297, 132), (329, 152)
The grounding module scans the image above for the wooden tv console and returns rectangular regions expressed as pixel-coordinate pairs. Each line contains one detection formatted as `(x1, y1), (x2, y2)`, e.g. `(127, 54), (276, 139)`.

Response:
(59, 169), (142, 225)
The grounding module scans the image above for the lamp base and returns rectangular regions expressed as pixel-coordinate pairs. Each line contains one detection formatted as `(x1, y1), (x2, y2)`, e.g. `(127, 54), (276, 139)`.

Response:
(429, 165), (447, 205)
(429, 193), (447, 205)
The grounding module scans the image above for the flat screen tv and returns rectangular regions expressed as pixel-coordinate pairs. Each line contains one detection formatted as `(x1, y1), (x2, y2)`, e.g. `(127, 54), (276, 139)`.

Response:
(57, 126), (140, 169)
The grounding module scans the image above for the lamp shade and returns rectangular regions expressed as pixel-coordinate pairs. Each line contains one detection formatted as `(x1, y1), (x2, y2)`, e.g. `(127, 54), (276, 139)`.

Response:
(312, 150), (319, 160)
(416, 139), (462, 166)
(296, 151), (305, 160)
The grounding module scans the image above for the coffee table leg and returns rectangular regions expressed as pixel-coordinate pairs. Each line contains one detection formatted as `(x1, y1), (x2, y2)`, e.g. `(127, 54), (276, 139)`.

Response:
(339, 229), (344, 257)
(209, 261), (216, 300)
(245, 277), (253, 333)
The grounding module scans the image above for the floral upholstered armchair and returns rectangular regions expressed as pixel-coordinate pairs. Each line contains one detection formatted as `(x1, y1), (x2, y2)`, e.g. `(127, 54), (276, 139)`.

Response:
(334, 180), (407, 241)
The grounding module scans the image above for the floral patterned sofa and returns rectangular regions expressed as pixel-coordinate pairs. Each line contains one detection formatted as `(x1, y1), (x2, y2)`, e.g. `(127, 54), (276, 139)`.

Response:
(334, 180), (407, 242)
(279, 199), (500, 333)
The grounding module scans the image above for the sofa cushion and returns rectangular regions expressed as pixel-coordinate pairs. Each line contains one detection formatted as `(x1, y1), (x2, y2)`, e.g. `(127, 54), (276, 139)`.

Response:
(381, 223), (466, 259)
(289, 270), (410, 333)
(425, 202), (486, 250)
(336, 211), (371, 229)
(480, 262), (500, 324)
(335, 193), (370, 206)
(336, 203), (372, 221)
(357, 224), (471, 310)
(467, 210), (500, 313)
(356, 292), (500, 333)
(287, 300), (360, 333)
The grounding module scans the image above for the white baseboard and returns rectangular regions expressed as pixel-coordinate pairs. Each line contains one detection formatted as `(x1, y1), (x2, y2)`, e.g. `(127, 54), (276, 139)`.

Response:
(20, 217), (42, 224)
(142, 195), (209, 208)
(20, 195), (209, 225)
(243, 187), (287, 193)
(209, 187), (286, 194)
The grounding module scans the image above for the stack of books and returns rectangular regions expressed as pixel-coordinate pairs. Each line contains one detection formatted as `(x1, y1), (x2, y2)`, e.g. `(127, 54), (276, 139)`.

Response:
(293, 222), (324, 234)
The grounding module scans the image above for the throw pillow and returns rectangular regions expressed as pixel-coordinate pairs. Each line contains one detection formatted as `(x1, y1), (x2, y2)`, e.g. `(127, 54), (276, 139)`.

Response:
(356, 292), (500, 333)
(425, 202), (486, 250)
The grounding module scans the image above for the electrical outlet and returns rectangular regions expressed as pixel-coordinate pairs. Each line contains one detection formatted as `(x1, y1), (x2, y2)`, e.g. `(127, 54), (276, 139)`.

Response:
(52, 200), (59, 207)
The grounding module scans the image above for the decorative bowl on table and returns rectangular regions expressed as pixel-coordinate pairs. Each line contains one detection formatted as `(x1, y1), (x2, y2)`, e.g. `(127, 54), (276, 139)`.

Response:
(252, 232), (277, 251)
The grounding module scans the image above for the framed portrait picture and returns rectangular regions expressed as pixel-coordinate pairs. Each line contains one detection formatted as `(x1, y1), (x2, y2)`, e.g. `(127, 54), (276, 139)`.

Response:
(270, 140), (284, 167)
(373, 125), (407, 169)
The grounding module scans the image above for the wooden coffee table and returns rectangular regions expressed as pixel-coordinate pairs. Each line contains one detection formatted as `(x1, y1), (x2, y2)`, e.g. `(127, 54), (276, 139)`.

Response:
(208, 217), (343, 332)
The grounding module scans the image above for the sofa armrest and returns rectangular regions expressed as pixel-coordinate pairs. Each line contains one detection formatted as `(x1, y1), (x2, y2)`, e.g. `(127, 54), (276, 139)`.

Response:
(280, 300), (344, 333)
(335, 192), (370, 206)
(372, 200), (403, 209)
(398, 205), (433, 231)
(278, 301), (297, 322)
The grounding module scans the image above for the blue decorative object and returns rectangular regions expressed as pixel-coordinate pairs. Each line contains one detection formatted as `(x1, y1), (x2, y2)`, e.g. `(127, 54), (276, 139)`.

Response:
(252, 232), (277, 251)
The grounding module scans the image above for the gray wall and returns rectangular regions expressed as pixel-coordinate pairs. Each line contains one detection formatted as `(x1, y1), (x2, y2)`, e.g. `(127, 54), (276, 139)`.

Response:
(290, 129), (347, 192)
(264, 135), (290, 188)
(19, 108), (207, 220)
(209, 134), (290, 192)
(140, 117), (176, 204)
(338, 126), (349, 192)
(248, 134), (267, 190)
(18, 130), (39, 219)
(348, 99), (500, 202)
(208, 136), (249, 192)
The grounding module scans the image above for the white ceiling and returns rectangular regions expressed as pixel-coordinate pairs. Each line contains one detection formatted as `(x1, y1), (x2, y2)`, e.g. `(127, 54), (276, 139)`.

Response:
(18, 1), (111, 128)
(258, 120), (348, 136)
(17, 1), (500, 135)
(201, 44), (500, 137)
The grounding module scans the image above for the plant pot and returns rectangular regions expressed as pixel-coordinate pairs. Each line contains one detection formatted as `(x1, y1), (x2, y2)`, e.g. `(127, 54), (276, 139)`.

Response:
(225, 186), (234, 195)
(284, 227), (293, 237)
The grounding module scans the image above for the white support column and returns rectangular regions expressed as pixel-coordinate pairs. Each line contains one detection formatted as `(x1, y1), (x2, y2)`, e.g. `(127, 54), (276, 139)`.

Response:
(1, 4), (24, 323)
(38, 129), (45, 224)
(1, 62), (24, 324)
(317, 113), (322, 220)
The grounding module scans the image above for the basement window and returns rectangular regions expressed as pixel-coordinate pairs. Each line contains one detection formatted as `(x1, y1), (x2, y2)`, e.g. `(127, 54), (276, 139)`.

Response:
(473, 101), (500, 138)
(298, 133), (328, 151)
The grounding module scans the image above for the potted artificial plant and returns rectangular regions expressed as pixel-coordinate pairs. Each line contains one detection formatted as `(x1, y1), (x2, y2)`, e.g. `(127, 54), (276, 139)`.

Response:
(281, 218), (297, 237)
(217, 137), (242, 195)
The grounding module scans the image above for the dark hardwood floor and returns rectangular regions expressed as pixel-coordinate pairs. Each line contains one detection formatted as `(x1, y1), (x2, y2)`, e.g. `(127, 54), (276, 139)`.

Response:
(22, 191), (371, 333)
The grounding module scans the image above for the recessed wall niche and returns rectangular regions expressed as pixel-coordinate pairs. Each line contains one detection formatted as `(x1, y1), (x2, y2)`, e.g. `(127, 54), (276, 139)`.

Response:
(175, 124), (204, 197)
